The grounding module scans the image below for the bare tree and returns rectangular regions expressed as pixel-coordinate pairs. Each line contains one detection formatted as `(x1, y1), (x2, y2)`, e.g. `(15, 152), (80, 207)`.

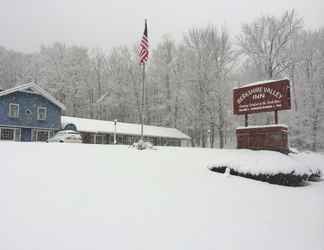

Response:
(237, 10), (303, 125)
(184, 26), (234, 148)
(238, 10), (302, 79)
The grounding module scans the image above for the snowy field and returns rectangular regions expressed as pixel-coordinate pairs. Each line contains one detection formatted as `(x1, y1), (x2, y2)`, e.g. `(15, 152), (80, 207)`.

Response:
(1, 142), (324, 250)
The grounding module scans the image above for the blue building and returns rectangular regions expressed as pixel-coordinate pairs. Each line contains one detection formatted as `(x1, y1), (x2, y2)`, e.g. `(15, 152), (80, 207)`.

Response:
(0, 82), (65, 142)
(0, 83), (190, 145)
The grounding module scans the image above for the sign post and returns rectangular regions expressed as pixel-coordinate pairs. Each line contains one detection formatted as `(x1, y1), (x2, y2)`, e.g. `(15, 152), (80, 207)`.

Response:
(274, 110), (278, 124)
(245, 113), (248, 127)
(233, 79), (291, 154)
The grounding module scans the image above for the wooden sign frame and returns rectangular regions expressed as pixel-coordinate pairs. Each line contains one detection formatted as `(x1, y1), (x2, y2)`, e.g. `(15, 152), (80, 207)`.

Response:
(233, 79), (291, 115)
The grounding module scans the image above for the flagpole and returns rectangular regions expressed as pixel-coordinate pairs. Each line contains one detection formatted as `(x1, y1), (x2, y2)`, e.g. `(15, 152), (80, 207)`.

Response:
(141, 62), (145, 141)
(139, 18), (148, 143)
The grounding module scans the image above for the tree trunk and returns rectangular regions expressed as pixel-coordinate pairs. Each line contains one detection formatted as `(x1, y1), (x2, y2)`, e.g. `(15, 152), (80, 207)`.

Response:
(165, 74), (172, 127)
(218, 127), (224, 149)
(289, 64), (298, 111)
(201, 132), (206, 148)
(210, 122), (215, 148)
(311, 109), (319, 152)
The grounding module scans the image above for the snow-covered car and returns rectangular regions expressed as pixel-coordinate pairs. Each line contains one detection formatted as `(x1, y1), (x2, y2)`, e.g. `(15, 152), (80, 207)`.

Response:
(47, 130), (82, 143)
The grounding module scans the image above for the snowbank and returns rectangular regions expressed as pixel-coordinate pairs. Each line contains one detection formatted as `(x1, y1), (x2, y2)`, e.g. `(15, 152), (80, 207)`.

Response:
(0, 142), (323, 250)
(207, 149), (310, 176)
(290, 151), (324, 177)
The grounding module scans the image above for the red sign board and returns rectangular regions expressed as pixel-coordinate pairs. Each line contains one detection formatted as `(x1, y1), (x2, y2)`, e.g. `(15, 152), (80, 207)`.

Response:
(233, 79), (291, 115)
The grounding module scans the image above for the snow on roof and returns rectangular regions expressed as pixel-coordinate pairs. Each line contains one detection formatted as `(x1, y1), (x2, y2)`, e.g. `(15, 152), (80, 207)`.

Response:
(62, 116), (191, 140)
(0, 82), (66, 110)
(236, 124), (288, 130)
(233, 78), (289, 90)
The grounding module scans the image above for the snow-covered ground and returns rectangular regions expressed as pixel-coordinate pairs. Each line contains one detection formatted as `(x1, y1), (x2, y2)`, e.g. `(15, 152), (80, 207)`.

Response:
(1, 142), (324, 250)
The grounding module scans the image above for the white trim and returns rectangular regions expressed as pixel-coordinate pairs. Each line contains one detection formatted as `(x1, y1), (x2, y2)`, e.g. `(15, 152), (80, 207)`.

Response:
(8, 103), (19, 118)
(37, 106), (47, 121)
(0, 82), (66, 110)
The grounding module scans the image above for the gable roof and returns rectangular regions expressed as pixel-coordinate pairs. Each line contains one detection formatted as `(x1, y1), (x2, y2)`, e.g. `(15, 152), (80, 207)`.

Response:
(62, 116), (191, 140)
(0, 82), (66, 110)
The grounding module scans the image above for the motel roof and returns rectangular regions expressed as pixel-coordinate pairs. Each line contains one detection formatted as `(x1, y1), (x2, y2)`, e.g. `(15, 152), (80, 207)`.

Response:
(62, 116), (191, 140)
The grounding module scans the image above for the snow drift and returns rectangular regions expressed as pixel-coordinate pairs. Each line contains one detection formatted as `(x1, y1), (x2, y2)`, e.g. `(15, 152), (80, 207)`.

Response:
(207, 149), (324, 185)
(0, 142), (324, 250)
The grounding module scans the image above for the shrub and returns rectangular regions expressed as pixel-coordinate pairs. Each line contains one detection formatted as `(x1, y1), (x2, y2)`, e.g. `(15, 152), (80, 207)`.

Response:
(131, 140), (155, 150)
(209, 166), (309, 186)
(309, 169), (322, 182)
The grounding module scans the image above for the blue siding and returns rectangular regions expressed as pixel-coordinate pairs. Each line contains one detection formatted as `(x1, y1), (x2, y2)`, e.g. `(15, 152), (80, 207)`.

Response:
(0, 91), (62, 129)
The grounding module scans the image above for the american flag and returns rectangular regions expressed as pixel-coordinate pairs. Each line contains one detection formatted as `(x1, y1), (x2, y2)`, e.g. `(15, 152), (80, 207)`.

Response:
(139, 20), (149, 64)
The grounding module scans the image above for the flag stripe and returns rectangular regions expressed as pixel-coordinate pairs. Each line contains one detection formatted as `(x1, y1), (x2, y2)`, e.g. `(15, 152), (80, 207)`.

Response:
(141, 40), (148, 47)
(139, 20), (149, 64)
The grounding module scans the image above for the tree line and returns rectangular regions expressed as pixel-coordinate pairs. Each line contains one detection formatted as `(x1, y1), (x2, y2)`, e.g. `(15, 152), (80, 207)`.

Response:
(0, 10), (323, 151)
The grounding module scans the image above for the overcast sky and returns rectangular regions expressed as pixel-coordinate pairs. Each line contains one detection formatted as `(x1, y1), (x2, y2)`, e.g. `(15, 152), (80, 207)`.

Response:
(0, 0), (323, 53)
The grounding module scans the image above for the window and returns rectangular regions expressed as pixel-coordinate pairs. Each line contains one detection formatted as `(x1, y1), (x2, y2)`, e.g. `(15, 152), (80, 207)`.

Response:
(37, 107), (47, 121)
(36, 130), (49, 141)
(64, 123), (77, 131)
(0, 128), (15, 140)
(95, 134), (106, 144)
(82, 133), (93, 144)
(8, 103), (19, 118)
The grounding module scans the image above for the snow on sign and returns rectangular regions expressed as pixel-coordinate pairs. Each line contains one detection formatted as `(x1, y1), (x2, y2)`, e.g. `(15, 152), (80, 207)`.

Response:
(233, 79), (291, 115)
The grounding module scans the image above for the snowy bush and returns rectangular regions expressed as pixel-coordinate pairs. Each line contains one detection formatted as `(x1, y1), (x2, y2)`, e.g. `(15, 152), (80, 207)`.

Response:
(289, 151), (324, 181)
(206, 149), (324, 186)
(131, 140), (155, 150)
(209, 166), (309, 186)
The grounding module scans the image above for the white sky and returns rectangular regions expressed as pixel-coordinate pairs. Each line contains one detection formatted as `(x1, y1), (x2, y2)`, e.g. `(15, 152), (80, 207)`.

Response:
(0, 0), (323, 53)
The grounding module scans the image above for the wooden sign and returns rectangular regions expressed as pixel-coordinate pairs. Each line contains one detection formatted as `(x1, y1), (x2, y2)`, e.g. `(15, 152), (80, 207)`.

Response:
(233, 79), (291, 115)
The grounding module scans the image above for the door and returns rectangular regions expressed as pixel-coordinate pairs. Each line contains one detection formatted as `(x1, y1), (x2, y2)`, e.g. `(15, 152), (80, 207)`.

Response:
(21, 128), (32, 142)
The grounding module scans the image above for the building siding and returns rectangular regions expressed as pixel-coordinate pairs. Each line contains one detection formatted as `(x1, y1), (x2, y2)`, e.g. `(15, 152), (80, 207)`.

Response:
(0, 91), (62, 129)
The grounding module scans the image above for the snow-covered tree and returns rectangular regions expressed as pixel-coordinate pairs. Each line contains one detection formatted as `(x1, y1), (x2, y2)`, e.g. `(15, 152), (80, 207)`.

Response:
(238, 10), (302, 79)
(183, 25), (234, 147)
(149, 37), (186, 127)
(290, 29), (324, 151)
(0, 9), (322, 151)
(38, 43), (92, 116)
